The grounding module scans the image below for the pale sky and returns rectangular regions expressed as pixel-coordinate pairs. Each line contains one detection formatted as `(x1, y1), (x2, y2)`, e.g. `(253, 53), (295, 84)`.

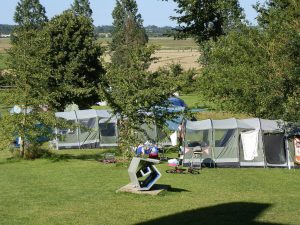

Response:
(0, 0), (261, 26)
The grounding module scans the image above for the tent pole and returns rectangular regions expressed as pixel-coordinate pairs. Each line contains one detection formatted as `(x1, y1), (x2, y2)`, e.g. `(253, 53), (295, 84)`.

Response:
(283, 122), (291, 170)
(97, 114), (101, 148)
(210, 119), (216, 168)
(74, 110), (81, 149)
(259, 119), (267, 168)
(55, 127), (59, 150)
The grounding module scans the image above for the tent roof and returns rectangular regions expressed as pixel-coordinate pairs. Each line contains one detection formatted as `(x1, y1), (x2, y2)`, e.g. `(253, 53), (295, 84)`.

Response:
(237, 118), (260, 129)
(185, 118), (284, 132)
(186, 119), (212, 130)
(168, 97), (187, 107)
(55, 109), (115, 121)
(260, 119), (283, 132)
(212, 118), (237, 129)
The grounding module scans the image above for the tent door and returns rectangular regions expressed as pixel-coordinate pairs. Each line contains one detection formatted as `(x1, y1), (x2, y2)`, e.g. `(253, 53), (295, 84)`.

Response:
(263, 133), (286, 165)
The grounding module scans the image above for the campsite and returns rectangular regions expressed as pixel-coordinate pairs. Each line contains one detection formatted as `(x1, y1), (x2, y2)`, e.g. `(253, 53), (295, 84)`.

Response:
(1, 0), (300, 225)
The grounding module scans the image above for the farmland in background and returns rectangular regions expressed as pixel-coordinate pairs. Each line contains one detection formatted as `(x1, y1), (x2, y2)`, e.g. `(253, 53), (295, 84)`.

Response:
(0, 38), (201, 71)
(99, 37), (201, 71)
(0, 38), (10, 70)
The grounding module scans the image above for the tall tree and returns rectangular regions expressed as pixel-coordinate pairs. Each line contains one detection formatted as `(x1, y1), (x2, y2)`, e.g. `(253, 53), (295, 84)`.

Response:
(71, 0), (93, 18)
(3, 30), (56, 158)
(163, 0), (244, 43)
(103, 0), (181, 150)
(1, 0), (50, 158)
(111, 0), (148, 52)
(14, 0), (48, 30)
(41, 10), (105, 111)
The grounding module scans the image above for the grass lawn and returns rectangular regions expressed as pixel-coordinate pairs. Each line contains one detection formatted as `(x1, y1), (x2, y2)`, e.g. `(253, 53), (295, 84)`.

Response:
(0, 149), (299, 225)
(0, 53), (9, 70)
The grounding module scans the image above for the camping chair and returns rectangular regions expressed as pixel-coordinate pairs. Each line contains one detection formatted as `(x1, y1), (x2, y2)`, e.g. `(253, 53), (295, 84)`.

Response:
(188, 146), (203, 174)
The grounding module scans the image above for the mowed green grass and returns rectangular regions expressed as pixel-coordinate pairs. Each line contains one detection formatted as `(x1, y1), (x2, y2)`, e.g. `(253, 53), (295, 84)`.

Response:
(0, 149), (299, 225)
(0, 53), (9, 70)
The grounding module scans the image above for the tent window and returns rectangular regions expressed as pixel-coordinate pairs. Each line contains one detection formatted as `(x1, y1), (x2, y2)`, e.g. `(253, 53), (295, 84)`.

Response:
(100, 123), (116, 136)
(185, 129), (210, 147)
(59, 120), (76, 135)
(215, 129), (235, 147)
(79, 118), (96, 132)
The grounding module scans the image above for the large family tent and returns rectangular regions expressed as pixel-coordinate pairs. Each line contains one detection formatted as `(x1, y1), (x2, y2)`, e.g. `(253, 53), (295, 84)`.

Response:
(137, 115), (184, 147)
(183, 118), (296, 168)
(54, 110), (118, 149)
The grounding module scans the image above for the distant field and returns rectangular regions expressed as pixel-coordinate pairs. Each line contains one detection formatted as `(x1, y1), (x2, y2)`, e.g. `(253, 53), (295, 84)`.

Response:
(99, 37), (201, 71)
(98, 37), (198, 50)
(0, 38), (11, 53)
(0, 37), (200, 71)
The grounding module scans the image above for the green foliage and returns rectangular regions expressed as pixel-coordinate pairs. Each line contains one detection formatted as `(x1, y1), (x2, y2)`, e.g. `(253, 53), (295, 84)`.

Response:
(111, 0), (148, 52)
(163, 0), (244, 43)
(71, 0), (93, 18)
(1, 30), (56, 157)
(198, 0), (300, 121)
(1, 4), (105, 158)
(14, 0), (48, 30)
(101, 45), (181, 151)
(39, 10), (105, 111)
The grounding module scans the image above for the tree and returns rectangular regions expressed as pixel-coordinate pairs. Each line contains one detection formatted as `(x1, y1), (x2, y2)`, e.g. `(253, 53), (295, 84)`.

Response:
(111, 0), (148, 52)
(40, 10), (105, 111)
(163, 0), (244, 43)
(0, 0), (50, 158)
(2, 30), (56, 158)
(101, 45), (181, 149)
(71, 0), (93, 18)
(199, 0), (300, 121)
(103, 0), (182, 152)
(14, 0), (48, 30)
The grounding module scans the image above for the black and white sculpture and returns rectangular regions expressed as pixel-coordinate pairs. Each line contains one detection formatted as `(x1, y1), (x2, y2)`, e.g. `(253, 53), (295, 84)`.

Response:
(128, 157), (161, 191)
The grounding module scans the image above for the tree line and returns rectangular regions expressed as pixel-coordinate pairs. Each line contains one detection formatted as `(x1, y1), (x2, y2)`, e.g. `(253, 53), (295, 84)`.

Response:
(0, 0), (299, 158)
(0, 0), (184, 158)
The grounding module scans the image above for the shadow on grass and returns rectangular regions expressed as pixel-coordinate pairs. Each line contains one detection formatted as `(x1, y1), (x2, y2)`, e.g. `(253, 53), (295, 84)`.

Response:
(168, 187), (190, 193)
(45, 148), (122, 162)
(135, 202), (281, 225)
(46, 153), (102, 162)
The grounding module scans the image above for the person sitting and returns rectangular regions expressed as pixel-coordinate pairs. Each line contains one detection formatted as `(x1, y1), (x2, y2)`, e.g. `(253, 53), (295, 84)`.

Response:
(136, 143), (145, 157)
(149, 144), (159, 159)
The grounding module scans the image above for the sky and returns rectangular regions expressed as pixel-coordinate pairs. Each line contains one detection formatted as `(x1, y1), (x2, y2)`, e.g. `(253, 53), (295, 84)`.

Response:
(0, 0), (261, 27)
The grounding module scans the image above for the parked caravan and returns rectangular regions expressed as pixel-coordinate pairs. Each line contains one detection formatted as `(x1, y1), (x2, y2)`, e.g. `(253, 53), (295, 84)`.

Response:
(183, 118), (295, 168)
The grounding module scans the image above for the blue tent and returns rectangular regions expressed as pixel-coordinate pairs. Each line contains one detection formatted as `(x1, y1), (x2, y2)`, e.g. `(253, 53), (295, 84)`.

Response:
(168, 97), (187, 108)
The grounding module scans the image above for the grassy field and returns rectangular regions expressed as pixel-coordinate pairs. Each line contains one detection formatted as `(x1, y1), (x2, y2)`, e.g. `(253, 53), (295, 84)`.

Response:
(98, 37), (198, 50)
(0, 149), (299, 225)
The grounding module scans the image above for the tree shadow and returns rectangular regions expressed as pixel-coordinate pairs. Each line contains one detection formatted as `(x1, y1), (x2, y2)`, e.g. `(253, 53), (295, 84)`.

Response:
(135, 202), (282, 225)
(46, 152), (103, 162)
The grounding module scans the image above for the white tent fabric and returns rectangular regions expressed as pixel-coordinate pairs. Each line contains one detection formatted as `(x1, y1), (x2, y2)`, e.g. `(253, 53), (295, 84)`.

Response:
(170, 131), (178, 146)
(241, 130), (259, 161)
